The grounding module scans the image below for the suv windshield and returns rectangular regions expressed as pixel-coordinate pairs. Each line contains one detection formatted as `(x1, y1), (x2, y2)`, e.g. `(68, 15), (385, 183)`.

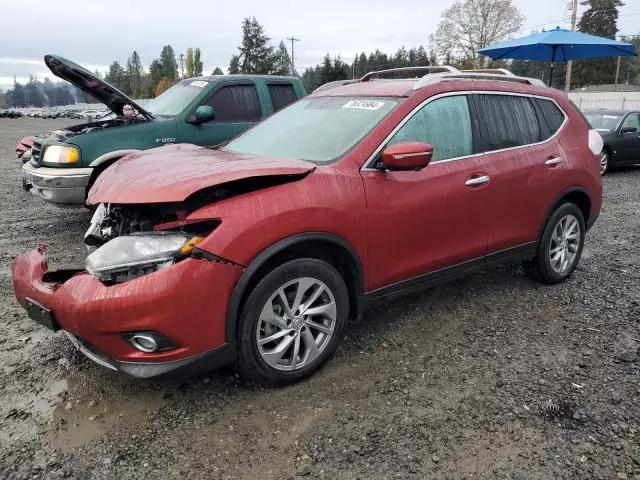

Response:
(145, 79), (209, 118)
(224, 96), (399, 163)
(584, 112), (622, 132)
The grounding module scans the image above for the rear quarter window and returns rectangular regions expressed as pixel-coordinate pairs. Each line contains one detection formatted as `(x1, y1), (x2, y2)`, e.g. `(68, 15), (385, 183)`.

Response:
(535, 98), (566, 138)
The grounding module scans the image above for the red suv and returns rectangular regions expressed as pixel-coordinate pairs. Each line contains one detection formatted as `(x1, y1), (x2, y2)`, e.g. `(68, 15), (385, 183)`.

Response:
(12, 68), (603, 385)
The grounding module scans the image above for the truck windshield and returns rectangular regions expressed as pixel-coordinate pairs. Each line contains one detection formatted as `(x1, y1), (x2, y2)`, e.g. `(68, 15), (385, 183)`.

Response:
(224, 96), (399, 163)
(145, 80), (209, 118)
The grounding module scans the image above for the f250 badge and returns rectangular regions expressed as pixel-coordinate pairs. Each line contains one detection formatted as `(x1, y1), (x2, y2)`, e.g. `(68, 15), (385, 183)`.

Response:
(155, 138), (176, 144)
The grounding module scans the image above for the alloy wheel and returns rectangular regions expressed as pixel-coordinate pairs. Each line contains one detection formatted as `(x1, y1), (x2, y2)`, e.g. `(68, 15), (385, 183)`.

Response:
(548, 214), (581, 274)
(600, 152), (609, 175)
(256, 277), (337, 371)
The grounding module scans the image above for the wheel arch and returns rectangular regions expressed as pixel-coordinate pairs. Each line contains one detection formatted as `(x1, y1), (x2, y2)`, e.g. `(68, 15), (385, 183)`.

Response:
(225, 232), (365, 351)
(86, 150), (140, 191)
(538, 187), (592, 241)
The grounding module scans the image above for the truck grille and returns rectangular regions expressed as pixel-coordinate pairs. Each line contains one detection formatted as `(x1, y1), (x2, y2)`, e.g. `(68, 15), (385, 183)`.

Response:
(31, 139), (42, 164)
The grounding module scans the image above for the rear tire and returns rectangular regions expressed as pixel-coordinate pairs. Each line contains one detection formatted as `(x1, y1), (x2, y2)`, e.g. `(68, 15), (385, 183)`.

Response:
(524, 203), (585, 284)
(236, 258), (348, 386)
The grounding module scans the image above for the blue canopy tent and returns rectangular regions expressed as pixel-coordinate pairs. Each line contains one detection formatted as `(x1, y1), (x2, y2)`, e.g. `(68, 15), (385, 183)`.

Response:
(478, 27), (637, 86)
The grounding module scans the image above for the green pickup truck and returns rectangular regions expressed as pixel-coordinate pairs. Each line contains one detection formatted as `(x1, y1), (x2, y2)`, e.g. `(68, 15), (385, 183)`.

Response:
(22, 55), (306, 206)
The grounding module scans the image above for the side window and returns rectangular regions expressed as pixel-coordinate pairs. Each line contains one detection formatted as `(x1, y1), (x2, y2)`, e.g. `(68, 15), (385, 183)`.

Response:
(535, 98), (566, 138)
(474, 94), (540, 151)
(268, 84), (298, 112)
(388, 95), (473, 162)
(622, 114), (640, 132)
(203, 84), (262, 122)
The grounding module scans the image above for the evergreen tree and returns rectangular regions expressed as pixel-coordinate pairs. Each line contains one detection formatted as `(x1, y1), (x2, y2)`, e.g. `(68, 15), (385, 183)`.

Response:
(228, 55), (241, 74)
(12, 77), (26, 107)
(212, 67), (225, 75)
(0, 89), (4, 109)
(393, 47), (409, 68)
(194, 48), (203, 76)
(148, 59), (164, 97)
(126, 51), (144, 98)
(320, 54), (334, 84)
(573, 0), (624, 86)
(105, 61), (128, 94)
(236, 17), (275, 74)
(272, 41), (292, 75)
(24, 76), (45, 107)
(159, 45), (178, 82)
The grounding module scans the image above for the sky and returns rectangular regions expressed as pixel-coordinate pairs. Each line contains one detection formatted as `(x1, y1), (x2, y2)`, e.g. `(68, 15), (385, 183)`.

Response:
(0, 0), (639, 92)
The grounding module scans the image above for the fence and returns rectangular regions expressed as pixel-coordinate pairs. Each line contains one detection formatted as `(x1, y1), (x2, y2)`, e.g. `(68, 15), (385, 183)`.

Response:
(569, 91), (640, 111)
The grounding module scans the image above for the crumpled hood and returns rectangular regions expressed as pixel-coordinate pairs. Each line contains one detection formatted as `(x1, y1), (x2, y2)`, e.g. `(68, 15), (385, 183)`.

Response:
(87, 144), (316, 205)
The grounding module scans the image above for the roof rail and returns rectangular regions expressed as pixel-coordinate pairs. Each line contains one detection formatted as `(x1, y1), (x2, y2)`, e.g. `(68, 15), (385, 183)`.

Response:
(360, 66), (460, 82)
(413, 72), (546, 90)
(461, 68), (515, 76)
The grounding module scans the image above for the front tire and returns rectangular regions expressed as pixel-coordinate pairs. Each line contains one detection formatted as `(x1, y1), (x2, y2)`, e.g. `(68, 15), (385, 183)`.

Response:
(237, 258), (349, 386)
(524, 203), (585, 284)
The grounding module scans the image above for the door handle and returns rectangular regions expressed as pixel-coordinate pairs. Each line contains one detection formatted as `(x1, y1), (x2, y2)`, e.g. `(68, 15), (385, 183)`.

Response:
(465, 175), (490, 186)
(545, 156), (564, 166)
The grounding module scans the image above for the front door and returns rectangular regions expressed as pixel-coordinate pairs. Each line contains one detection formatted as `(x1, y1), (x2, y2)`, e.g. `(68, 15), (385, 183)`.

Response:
(616, 113), (640, 164)
(178, 82), (263, 147)
(361, 94), (492, 291)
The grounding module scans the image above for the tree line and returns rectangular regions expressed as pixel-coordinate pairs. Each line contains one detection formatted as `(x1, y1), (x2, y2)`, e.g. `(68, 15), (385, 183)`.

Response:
(1, 0), (638, 109)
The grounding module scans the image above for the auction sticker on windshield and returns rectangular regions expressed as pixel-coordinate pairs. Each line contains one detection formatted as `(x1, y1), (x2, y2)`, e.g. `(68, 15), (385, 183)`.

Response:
(342, 99), (385, 111)
(190, 81), (208, 88)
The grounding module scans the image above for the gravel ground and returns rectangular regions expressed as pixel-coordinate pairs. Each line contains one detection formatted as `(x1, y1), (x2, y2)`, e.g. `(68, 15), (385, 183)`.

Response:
(0, 117), (639, 480)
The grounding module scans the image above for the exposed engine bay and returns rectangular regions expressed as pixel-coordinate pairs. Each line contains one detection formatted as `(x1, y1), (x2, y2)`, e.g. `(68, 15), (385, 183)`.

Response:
(43, 116), (147, 143)
(84, 174), (309, 247)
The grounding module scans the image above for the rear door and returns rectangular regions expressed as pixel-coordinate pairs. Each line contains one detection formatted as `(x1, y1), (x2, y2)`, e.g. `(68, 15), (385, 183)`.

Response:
(267, 82), (299, 113)
(361, 94), (494, 291)
(471, 93), (568, 254)
(616, 113), (640, 164)
(178, 82), (264, 147)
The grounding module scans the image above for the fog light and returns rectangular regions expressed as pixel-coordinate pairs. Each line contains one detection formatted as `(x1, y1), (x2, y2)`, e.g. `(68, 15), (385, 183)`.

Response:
(123, 331), (179, 353)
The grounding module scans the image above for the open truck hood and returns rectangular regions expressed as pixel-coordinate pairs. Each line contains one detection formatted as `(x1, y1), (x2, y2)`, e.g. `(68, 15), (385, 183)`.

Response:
(87, 144), (316, 205)
(45, 54), (153, 120)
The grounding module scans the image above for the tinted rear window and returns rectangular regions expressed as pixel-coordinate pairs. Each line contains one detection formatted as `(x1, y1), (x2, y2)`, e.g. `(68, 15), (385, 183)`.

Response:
(268, 84), (298, 112)
(474, 94), (541, 151)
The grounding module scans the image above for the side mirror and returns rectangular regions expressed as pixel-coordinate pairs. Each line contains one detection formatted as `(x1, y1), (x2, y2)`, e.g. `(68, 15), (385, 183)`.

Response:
(378, 142), (433, 171)
(621, 126), (638, 134)
(192, 105), (215, 124)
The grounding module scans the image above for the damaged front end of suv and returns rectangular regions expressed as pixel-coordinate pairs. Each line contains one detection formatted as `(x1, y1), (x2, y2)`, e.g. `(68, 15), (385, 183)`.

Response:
(12, 144), (317, 378)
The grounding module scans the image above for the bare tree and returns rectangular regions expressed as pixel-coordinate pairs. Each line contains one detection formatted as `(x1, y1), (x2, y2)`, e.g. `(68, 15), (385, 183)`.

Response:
(433, 0), (525, 68)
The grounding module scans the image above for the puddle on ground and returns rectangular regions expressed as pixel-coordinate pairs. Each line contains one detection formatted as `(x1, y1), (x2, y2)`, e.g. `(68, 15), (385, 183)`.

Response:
(49, 374), (168, 452)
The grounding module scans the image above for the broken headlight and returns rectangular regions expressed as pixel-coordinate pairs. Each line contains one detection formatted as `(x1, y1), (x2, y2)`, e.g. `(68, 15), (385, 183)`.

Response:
(86, 233), (203, 283)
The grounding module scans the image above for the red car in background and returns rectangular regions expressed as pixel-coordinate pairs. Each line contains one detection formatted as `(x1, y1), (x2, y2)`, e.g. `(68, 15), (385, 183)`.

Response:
(12, 68), (603, 385)
(16, 136), (33, 162)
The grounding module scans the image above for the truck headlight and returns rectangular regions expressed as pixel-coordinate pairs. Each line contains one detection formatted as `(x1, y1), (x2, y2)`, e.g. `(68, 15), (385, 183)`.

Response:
(43, 145), (80, 164)
(86, 233), (204, 283)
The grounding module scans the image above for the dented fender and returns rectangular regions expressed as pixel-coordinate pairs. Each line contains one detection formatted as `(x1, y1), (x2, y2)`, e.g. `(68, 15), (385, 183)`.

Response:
(186, 168), (369, 271)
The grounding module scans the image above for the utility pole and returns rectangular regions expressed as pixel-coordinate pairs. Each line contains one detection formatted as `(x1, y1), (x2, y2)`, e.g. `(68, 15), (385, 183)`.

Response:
(179, 54), (185, 79)
(287, 37), (300, 75)
(564, 0), (578, 92)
